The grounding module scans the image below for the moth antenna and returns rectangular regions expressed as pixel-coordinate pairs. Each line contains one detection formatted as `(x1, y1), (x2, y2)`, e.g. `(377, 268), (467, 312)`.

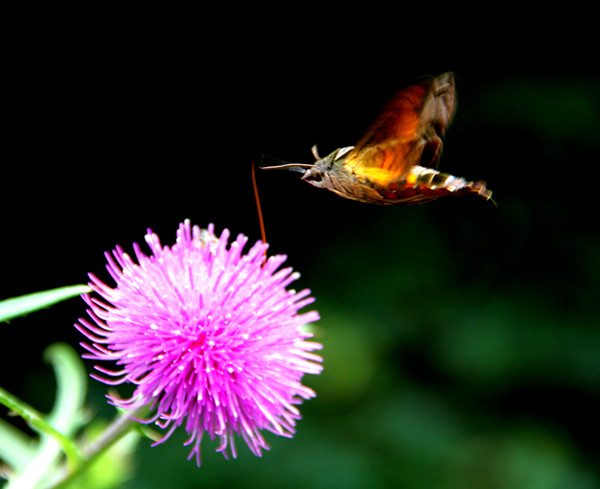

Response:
(311, 144), (320, 160)
(251, 159), (268, 264)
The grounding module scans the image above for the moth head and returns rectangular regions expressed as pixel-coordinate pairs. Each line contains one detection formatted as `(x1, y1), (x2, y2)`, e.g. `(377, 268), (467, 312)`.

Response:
(260, 146), (355, 189)
(300, 146), (354, 188)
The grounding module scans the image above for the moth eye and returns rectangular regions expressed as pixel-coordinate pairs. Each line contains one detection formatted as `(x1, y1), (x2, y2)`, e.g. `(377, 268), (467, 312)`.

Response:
(301, 168), (325, 185)
(309, 172), (324, 183)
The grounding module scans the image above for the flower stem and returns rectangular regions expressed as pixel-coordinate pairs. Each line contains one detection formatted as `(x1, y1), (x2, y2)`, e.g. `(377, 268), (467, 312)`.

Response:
(81, 408), (141, 458)
(45, 408), (144, 489)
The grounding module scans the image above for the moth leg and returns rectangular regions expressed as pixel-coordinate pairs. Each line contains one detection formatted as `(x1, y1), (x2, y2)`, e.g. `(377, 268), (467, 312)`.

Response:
(419, 136), (443, 169)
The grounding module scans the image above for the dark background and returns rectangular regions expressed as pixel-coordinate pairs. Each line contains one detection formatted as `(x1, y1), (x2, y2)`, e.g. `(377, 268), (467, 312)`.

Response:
(2, 10), (599, 489)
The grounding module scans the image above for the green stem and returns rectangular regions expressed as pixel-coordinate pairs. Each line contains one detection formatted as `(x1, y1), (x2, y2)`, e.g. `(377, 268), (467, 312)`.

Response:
(45, 408), (146, 489)
(0, 386), (82, 468)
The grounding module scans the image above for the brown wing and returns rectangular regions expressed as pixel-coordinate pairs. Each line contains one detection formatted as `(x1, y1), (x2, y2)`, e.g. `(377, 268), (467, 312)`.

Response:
(342, 72), (456, 186)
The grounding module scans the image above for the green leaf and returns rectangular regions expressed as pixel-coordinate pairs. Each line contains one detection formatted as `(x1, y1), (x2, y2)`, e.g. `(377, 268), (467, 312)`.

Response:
(44, 342), (88, 454)
(0, 285), (91, 323)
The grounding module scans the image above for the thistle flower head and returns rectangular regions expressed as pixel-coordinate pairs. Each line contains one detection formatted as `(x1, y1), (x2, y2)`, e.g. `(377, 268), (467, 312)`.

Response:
(76, 220), (322, 464)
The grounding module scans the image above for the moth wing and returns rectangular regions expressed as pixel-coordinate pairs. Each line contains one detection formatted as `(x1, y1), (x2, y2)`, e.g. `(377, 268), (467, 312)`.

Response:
(343, 72), (456, 186)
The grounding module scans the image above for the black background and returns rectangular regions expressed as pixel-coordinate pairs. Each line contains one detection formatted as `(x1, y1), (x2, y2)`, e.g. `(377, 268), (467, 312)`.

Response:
(2, 9), (599, 489)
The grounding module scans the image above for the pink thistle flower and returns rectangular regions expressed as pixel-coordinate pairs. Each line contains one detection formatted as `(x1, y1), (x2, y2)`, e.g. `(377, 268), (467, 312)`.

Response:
(75, 220), (323, 465)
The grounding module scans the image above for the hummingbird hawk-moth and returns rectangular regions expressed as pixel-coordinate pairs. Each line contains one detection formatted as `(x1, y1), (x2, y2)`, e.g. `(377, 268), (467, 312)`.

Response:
(262, 72), (492, 205)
